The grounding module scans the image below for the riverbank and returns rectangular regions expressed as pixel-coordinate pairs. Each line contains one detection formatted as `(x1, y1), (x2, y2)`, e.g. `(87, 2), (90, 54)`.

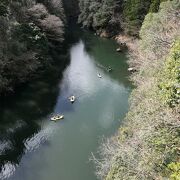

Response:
(115, 34), (137, 52)
(94, 1), (180, 179)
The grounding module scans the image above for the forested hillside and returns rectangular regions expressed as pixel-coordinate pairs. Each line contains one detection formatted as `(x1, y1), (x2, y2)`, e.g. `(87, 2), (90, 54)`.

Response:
(78, 0), (168, 37)
(94, 1), (180, 179)
(0, 0), (65, 94)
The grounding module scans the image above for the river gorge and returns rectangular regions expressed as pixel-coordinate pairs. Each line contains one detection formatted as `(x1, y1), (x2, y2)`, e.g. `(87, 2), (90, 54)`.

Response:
(0, 24), (132, 180)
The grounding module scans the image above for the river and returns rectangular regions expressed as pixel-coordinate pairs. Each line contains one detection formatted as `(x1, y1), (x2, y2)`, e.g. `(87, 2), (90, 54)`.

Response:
(0, 26), (132, 180)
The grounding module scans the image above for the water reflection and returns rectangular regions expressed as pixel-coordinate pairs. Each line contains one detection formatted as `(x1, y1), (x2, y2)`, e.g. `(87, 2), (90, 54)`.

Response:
(0, 27), (132, 180)
(61, 41), (99, 96)
(0, 43), (71, 179)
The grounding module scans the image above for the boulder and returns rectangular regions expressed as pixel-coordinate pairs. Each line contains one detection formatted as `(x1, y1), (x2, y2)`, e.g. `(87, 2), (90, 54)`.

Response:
(128, 67), (136, 72)
(116, 47), (122, 52)
(116, 42), (127, 52)
(100, 30), (110, 38)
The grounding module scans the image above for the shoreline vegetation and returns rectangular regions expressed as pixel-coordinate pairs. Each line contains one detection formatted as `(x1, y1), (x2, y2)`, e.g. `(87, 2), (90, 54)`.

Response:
(77, 0), (180, 179)
(89, 1), (180, 180)
(78, 0), (169, 38)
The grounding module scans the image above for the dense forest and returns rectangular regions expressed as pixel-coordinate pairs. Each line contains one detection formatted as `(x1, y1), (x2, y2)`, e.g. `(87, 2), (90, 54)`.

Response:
(0, 0), (65, 94)
(78, 0), (168, 37)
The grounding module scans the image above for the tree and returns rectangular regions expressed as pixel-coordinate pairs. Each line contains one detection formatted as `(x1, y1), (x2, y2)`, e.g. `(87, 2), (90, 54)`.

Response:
(27, 3), (64, 42)
(78, 0), (121, 36)
(122, 0), (151, 36)
(0, 0), (65, 93)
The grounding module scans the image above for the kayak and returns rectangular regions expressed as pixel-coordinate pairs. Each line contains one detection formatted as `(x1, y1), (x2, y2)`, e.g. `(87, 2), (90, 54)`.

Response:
(51, 115), (64, 121)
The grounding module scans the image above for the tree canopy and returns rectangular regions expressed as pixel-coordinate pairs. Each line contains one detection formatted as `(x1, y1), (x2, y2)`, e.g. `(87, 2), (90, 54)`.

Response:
(78, 0), (168, 36)
(0, 0), (65, 93)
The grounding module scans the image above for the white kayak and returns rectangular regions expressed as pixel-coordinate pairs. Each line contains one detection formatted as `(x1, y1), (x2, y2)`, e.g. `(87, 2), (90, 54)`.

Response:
(97, 73), (102, 78)
(69, 96), (76, 103)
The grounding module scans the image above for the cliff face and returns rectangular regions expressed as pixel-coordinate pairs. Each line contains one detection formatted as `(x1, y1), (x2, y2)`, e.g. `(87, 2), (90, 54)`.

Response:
(0, 0), (65, 94)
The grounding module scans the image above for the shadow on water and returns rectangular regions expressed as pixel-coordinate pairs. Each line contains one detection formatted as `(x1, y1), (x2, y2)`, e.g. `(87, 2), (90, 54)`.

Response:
(0, 23), (81, 173)
(0, 21), (133, 180)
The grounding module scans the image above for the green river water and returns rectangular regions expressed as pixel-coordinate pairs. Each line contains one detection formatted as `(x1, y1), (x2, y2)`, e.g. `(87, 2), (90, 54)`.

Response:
(0, 26), (132, 180)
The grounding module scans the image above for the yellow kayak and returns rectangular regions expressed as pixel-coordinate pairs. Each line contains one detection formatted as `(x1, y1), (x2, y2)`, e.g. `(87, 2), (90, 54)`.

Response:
(51, 115), (64, 121)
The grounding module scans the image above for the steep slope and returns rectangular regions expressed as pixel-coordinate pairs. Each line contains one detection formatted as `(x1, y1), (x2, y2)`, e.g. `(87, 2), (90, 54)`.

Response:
(94, 1), (180, 179)
(0, 0), (65, 94)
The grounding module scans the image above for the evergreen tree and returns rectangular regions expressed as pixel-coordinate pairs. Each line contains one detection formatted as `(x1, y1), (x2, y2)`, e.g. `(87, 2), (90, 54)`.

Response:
(78, 0), (121, 36)
(122, 0), (151, 36)
(0, 0), (65, 93)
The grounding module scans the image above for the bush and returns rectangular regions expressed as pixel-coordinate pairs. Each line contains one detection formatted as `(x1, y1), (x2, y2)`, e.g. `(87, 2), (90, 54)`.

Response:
(78, 0), (121, 36)
(158, 40), (180, 107)
(167, 162), (180, 180)
(122, 0), (151, 36)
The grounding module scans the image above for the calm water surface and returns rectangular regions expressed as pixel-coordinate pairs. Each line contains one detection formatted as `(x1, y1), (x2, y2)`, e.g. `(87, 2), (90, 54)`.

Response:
(0, 28), (132, 180)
